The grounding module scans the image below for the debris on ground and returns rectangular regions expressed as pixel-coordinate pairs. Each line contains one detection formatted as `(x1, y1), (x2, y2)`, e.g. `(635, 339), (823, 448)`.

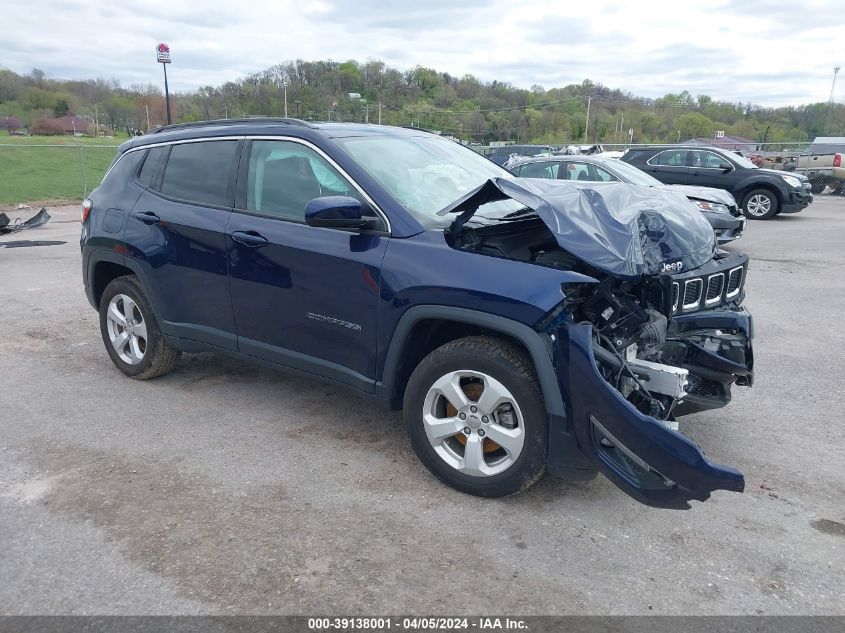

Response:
(0, 208), (51, 236)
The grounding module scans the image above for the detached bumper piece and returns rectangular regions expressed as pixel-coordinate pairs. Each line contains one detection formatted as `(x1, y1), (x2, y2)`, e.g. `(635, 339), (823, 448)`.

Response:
(0, 208), (50, 235)
(556, 323), (745, 510)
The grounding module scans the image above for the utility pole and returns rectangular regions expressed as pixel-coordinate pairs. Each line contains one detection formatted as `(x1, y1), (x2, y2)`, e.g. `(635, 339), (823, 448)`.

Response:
(365, 103), (369, 123)
(830, 66), (841, 105)
(583, 96), (591, 143)
(283, 81), (288, 117)
(162, 62), (172, 125)
(378, 102), (383, 125)
(94, 106), (99, 138)
(145, 105), (151, 132)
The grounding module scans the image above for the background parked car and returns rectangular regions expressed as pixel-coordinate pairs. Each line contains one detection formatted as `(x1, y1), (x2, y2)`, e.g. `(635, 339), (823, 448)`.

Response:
(620, 145), (813, 220)
(507, 155), (746, 243)
(793, 137), (845, 194)
(486, 144), (551, 165)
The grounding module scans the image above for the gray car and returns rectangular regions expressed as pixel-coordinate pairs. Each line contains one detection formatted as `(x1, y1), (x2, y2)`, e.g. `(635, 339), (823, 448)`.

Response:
(507, 155), (746, 243)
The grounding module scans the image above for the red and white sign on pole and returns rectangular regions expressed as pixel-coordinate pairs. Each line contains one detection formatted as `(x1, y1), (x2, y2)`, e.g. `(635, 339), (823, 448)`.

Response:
(156, 43), (171, 64)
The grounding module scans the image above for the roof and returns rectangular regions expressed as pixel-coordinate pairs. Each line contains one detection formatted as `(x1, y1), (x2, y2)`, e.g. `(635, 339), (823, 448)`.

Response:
(124, 118), (430, 151)
(811, 136), (845, 144)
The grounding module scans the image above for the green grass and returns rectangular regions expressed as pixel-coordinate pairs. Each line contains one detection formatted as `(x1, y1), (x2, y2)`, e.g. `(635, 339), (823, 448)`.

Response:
(0, 139), (120, 205)
(0, 134), (129, 146)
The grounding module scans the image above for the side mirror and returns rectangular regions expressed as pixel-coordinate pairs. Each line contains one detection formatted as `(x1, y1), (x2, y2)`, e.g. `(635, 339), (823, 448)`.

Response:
(305, 196), (369, 229)
(720, 162), (733, 172)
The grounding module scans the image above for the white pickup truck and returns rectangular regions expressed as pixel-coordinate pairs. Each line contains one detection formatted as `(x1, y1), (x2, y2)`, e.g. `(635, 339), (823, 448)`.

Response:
(793, 137), (845, 194)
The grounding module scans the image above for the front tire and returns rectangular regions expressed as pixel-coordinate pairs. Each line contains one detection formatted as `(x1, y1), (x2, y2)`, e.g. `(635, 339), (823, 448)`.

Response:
(99, 275), (180, 379)
(404, 336), (548, 497)
(742, 188), (779, 219)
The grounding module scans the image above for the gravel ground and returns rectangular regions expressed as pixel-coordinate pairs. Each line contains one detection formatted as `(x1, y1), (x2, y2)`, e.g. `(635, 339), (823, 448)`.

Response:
(0, 200), (843, 615)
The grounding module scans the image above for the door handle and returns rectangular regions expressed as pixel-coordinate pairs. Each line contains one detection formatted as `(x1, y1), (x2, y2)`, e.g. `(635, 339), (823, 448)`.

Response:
(135, 211), (160, 224)
(231, 231), (269, 247)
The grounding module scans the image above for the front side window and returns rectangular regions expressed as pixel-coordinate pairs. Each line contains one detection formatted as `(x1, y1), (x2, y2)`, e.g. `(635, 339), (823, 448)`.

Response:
(160, 140), (239, 207)
(561, 162), (618, 182)
(691, 150), (731, 169)
(651, 150), (689, 167)
(517, 161), (559, 179)
(245, 140), (362, 221)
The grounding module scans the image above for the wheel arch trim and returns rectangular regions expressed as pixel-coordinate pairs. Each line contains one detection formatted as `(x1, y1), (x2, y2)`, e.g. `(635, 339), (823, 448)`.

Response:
(377, 305), (565, 416)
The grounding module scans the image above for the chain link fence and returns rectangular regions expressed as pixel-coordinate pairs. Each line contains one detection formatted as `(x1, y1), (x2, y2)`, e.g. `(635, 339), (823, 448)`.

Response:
(0, 143), (120, 207)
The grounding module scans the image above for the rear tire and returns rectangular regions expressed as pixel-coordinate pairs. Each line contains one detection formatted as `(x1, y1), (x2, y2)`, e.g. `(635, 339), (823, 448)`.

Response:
(404, 336), (548, 497)
(741, 188), (779, 220)
(99, 275), (180, 379)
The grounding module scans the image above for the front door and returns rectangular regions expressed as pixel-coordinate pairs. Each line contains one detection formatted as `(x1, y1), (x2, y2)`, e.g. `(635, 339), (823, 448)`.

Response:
(688, 149), (737, 192)
(644, 149), (690, 185)
(227, 139), (389, 389)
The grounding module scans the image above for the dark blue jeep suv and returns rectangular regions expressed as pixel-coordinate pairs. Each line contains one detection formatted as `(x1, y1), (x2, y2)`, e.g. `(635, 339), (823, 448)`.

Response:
(81, 119), (754, 509)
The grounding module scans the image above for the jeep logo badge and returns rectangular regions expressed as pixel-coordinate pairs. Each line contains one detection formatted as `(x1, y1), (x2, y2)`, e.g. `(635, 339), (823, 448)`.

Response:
(660, 260), (684, 274)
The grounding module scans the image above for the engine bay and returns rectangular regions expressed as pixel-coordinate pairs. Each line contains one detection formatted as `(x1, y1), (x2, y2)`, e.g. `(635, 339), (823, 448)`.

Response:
(453, 218), (753, 424)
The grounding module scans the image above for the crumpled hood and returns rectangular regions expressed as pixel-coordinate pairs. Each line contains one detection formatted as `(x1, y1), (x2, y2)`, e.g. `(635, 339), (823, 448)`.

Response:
(440, 177), (716, 279)
(656, 184), (736, 207)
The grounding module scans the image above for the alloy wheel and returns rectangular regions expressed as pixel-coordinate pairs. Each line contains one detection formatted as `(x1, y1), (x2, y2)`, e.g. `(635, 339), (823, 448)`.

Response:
(745, 194), (772, 217)
(105, 294), (148, 365)
(422, 370), (525, 477)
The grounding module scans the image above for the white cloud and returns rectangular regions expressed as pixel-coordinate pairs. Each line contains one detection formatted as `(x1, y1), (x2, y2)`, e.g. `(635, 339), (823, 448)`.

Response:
(2, 0), (843, 105)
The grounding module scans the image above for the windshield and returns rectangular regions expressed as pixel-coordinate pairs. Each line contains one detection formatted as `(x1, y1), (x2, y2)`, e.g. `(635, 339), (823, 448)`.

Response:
(333, 135), (524, 227)
(724, 151), (757, 169)
(605, 159), (663, 186)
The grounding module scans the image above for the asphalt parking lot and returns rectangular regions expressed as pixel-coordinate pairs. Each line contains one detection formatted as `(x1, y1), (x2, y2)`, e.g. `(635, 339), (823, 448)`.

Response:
(1, 198), (843, 615)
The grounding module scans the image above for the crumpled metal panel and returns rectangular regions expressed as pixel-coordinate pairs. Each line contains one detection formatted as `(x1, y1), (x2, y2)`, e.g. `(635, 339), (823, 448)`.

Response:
(439, 178), (716, 279)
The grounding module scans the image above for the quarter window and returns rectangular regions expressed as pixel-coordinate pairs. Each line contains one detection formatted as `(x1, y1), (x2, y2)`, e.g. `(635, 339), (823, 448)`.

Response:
(138, 146), (166, 187)
(159, 141), (239, 207)
(651, 150), (689, 167)
(245, 140), (362, 221)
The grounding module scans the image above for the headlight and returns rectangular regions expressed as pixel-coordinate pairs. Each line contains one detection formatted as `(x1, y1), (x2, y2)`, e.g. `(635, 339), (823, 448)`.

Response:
(781, 175), (801, 188)
(692, 200), (730, 214)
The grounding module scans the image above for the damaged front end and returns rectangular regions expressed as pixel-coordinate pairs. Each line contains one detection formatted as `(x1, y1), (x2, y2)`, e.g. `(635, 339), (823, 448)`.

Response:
(548, 263), (752, 509)
(441, 178), (753, 508)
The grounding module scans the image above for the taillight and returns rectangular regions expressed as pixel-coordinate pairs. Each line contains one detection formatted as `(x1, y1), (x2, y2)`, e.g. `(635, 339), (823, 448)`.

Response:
(81, 199), (92, 223)
(834, 153), (842, 168)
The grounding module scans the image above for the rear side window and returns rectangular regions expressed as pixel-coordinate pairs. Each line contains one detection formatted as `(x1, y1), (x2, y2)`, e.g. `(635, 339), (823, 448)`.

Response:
(517, 162), (559, 179)
(138, 146), (166, 187)
(651, 150), (688, 167)
(160, 141), (239, 207)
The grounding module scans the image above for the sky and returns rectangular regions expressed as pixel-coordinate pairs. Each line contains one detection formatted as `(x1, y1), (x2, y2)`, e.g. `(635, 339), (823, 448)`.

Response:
(4, 0), (844, 106)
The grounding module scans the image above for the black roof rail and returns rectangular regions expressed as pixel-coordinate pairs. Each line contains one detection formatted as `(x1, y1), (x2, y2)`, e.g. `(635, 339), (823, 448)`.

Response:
(150, 117), (317, 134)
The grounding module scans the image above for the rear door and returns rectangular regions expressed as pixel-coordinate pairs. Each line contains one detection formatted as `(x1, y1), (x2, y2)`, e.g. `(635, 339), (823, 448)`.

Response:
(689, 149), (737, 192)
(226, 138), (389, 388)
(643, 149), (690, 185)
(125, 139), (240, 349)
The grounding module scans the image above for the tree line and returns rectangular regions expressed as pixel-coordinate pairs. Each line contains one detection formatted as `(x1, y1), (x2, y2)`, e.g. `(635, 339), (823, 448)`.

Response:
(1, 60), (843, 145)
